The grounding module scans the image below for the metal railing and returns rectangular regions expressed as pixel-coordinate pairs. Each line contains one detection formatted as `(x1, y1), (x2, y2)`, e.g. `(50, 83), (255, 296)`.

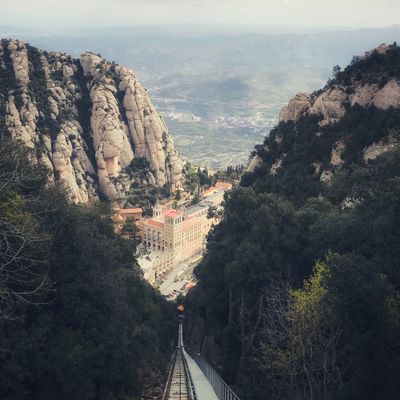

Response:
(192, 354), (240, 400)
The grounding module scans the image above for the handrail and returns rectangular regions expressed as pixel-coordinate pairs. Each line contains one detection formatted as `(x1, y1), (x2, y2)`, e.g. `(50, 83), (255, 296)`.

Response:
(192, 354), (240, 400)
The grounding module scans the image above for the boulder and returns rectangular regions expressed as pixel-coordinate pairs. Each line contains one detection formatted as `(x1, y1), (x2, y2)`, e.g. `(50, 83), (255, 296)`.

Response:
(372, 80), (400, 109)
(279, 93), (312, 123)
(310, 88), (347, 125)
(7, 40), (30, 87)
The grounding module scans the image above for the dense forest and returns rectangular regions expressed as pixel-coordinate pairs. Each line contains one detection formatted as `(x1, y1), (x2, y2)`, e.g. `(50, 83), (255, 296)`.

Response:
(2, 39), (400, 400)
(0, 140), (175, 400)
(186, 46), (400, 400)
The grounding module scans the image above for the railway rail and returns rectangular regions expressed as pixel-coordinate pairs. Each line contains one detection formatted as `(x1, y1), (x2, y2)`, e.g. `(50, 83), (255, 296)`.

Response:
(162, 324), (196, 400)
(162, 306), (239, 400)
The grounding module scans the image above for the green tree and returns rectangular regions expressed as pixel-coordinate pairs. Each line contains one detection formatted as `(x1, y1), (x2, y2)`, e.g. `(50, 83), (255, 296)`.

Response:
(256, 260), (340, 400)
(121, 217), (137, 241)
(0, 141), (176, 400)
(332, 64), (341, 78)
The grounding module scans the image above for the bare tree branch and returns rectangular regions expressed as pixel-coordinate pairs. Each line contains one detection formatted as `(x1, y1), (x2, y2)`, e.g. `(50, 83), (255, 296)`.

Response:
(0, 139), (49, 319)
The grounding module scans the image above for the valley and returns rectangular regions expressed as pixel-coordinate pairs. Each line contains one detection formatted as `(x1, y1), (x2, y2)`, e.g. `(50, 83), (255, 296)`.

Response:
(5, 24), (400, 168)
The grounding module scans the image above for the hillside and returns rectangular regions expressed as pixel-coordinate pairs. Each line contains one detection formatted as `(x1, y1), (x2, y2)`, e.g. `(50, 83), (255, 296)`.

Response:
(0, 39), (184, 203)
(244, 43), (400, 202)
(0, 140), (176, 400)
(186, 43), (400, 400)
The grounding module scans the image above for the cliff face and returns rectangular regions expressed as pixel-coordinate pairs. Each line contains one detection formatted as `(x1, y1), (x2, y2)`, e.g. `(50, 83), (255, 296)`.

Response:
(0, 39), (184, 203)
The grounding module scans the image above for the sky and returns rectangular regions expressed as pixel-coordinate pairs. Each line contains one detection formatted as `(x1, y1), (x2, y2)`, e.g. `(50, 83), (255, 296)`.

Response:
(0, 0), (398, 30)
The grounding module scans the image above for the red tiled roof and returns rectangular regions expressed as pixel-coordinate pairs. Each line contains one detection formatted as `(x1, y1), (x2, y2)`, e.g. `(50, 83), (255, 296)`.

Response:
(164, 210), (181, 218)
(146, 219), (164, 229)
(119, 208), (143, 214)
(215, 182), (232, 189)
(185, 281), (197, 290)
(202, 188), (217, 197)
(112, 214), (124, 222)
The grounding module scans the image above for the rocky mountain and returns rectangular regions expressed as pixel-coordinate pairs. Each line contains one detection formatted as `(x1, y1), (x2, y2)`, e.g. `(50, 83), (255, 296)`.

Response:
(247, 43), (400, 195)
(19, 24), (400, 168)
(0, 39), (184, 203)
(279, 44), (400, 126)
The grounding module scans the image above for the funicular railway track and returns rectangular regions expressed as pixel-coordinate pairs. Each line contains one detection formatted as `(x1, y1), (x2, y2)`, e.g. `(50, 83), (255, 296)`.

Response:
(162, 324), (196, 400)
(163, 307), (239, 400)
(165, 347), (194, 400)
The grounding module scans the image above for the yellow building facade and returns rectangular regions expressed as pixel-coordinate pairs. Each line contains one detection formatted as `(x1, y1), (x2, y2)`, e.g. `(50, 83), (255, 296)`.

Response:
(139, 184), (231, 284)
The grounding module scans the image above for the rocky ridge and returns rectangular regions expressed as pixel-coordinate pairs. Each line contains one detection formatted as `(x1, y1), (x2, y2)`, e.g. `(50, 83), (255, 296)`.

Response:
(245, 42), (400, 200)
(0, 39), (184, 203)
(279, 44), (400, 126)
(248, 43), (400, 180)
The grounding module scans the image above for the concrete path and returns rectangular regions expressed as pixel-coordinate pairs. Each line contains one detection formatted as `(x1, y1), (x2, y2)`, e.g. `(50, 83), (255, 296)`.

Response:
(183, 348), (219, 400)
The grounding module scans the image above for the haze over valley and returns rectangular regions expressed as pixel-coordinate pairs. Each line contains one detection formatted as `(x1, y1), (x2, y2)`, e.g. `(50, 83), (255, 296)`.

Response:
(3, 24), (400, 167)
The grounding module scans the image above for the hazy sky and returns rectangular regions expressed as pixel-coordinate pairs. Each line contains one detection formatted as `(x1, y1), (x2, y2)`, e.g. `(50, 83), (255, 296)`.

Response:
(0, 0), (399, 29)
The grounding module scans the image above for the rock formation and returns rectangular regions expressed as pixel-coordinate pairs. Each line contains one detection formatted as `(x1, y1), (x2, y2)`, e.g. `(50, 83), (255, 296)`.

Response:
(362, 136), (400, 162)
(279, 79), (400, 126)
(279, 93), (313, 124)
(247, 43), (400, 188)
(278, 44), (400, 126)
(0, 39), (184, 203)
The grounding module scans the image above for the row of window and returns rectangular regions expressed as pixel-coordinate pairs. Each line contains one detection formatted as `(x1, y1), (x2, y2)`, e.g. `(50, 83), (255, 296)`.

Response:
(166, 217), (182, 225)
(145, 241), (165, 251)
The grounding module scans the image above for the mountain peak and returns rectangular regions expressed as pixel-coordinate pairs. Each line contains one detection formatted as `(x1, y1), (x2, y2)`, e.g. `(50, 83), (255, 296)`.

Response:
(278, 42), (400, 126)
(0, 39), (184, 203)
(361, 42), (391, 59)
